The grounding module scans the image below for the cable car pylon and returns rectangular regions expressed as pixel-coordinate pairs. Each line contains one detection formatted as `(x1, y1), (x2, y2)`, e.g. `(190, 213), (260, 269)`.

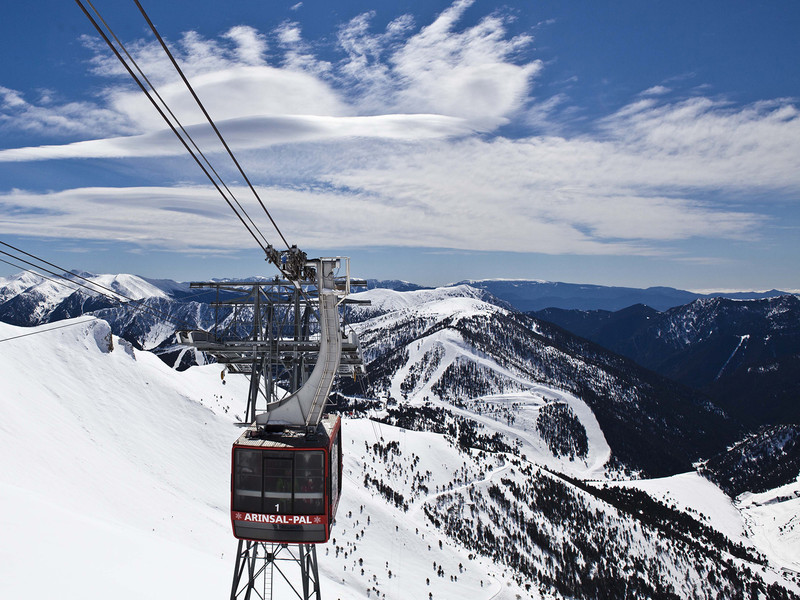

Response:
(230, 542), (320, 600)
(177, 256), (367, 600)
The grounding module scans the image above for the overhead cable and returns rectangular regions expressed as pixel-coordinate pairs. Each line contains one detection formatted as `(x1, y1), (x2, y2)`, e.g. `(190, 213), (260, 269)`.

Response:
(84, 0), (274, 252)
(0, 240), (195, 330)
(74, 0), (271, 256)
(0, 255), (85, 297)
(132, 0), (292, 251)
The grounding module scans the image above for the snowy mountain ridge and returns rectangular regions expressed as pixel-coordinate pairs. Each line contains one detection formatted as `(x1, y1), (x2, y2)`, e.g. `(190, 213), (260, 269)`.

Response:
(348, 284), (510, 321)
(0, 270), (169, 327)
(460, 278), (798, 312)
(1, 273), (792, 474)
(0, 273), (770, 475)
(0, 269), (169, 304)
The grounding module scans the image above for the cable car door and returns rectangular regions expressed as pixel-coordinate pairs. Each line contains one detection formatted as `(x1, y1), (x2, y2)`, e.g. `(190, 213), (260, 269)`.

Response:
(263, 455), (293, 514)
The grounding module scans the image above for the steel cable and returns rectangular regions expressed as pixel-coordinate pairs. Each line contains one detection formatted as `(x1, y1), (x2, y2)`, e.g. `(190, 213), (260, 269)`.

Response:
(74, 0), (271, 256)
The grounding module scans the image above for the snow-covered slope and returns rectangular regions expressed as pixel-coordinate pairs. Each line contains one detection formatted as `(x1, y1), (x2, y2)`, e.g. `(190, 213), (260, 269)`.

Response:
(344, 286), (739, 478)
(2, 317), (799, 599)
(739, 480), (800, 574)
(0, 270), (49, 303)
(613, 472), (800, 576)
(91, 272), (170, 300)
(0, 318), (525, 600)
(0, 318), (247, 598)
(348, 284), (506, 322)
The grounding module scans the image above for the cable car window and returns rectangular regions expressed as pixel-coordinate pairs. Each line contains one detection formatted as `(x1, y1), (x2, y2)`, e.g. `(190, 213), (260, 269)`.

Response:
(294, 451), (324, 515)
(336, 429), (342, 498)
(233, 449), (262, 513)
(263, 455), (293, 514)
(330, 433), (340, 512)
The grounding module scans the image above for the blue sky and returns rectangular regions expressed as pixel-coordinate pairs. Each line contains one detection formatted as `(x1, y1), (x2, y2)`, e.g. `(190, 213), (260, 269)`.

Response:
(0, 0), (798, 290)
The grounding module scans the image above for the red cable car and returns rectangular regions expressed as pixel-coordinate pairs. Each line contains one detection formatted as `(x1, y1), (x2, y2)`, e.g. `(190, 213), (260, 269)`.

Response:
(230, 414), (343, 544)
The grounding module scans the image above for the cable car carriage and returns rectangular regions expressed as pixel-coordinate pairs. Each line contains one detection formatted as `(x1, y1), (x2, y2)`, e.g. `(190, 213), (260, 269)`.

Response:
(231, 415), (342, 543)
(179, 259), (362, 546)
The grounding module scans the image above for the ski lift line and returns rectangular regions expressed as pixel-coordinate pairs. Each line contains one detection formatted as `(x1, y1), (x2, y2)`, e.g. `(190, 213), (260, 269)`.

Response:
(0, 255), (192, 332)
(74, 0), (272, 259)
(0, 247), (130, 304)
(0, 240), (158, 315)
(83, 0), (274, 252)
(132, 0), (292, 252)
(0, 242), (195, 330)
(78, 0), (303, 288)
(76, 0), (268, 253)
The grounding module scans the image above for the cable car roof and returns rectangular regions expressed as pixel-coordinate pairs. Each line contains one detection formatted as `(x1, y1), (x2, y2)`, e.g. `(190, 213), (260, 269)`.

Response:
(234, 414), (340, 450)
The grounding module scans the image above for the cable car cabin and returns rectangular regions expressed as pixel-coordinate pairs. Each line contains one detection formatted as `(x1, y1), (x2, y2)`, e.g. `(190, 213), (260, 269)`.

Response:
(231, 414), (342, 544)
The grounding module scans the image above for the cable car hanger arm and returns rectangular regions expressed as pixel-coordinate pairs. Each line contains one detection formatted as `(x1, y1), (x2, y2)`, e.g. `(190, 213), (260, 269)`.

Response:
(256, 258), (342, 430)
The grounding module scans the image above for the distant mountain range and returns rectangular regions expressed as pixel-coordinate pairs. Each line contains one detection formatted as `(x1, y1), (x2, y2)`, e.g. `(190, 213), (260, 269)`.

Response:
(364, 278), (429, 292)
(457, 278), (795, 312)
(534, 296), (800, 428)
(1, 270), (797, 470)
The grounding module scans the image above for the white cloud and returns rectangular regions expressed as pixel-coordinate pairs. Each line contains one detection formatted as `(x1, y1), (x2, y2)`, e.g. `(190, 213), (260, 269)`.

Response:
(318, 135), (769, 251)
(0, 186), (243, 253)
(641, 85), (671, 96)
(2, 91), (796, 256)
(523, 93), (572, 132)
(389, 1), (539, 127)
(103, 65), (348, 133)
(83, 30), (240, 83)
(223, 26), (268, 66)
(0, 105), (774, 257)
(0, 114), (474, 162)
(0, 86), (136, 137)
(276, 21), (302, 45)
(0, 184), (639, 256)
(336, 1), (540, 127)
(274, 21), (332, 75)
(336, 12), (412, 109)
(595, 97), (800, 189)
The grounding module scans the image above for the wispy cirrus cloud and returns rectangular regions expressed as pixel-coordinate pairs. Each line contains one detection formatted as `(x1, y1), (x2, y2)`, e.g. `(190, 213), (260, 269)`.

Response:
(594, 97), (800, 189)
(336, 0), (540, 127)
(0, 85), (137, 137)
(0, 113), (474, 162)
(318, 133), (772, 251)
(0, 184), (648, 256)
(0, 105), (773, 257)
(1, 93), (797, 257)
